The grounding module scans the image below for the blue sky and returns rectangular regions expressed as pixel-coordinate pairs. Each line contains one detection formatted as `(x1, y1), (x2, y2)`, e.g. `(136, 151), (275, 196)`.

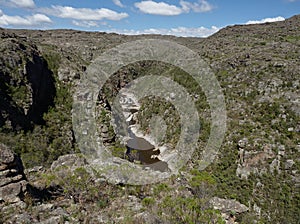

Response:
(0, 0), (299, 37)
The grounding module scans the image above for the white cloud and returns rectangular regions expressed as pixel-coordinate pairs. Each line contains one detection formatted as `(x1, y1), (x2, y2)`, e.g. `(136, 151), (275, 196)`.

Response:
(134, 1), (183, 15)
(134, 0), (213, 16)
(112, 0), (124, 7)
(106, 26), (220, 37)
(0, 0), (35, 8)
(72, 20), (99, 28)
(115, 15), (283, 37)
(0, 11), (52, 26)
(40, 6), (128, 21)
(180, 0), (213, 13)
(11, 0), (35, 8)
(246, 16), (285, 25)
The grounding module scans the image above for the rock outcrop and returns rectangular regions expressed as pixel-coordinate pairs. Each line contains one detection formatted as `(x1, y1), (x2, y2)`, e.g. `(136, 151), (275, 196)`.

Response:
(210, 197), (249, 224)
(0, 143), (27, 203)
(210, 197), (249, 214)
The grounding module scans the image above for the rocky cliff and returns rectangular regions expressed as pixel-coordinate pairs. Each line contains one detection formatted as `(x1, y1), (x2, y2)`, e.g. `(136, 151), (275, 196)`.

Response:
(0, 31), (55, 130)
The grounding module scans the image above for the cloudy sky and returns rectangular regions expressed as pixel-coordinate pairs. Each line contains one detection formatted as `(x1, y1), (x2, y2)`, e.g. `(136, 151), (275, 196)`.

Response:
(0, 0), (299, 37)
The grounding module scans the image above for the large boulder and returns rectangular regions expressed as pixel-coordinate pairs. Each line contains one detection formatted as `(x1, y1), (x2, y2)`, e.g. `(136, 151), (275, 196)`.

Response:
(50, 154), (88, 180)
(50, 154), (87, 172)
(210, 197), (249, 214)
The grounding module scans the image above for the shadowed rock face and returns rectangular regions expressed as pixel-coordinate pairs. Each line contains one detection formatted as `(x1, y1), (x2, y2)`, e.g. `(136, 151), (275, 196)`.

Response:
(0, 33), (56, 130)
(25, 54), (56, 125)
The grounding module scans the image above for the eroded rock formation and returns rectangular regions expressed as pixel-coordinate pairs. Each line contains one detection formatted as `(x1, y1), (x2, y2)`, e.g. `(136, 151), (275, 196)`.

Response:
(0, 143), (27, 203)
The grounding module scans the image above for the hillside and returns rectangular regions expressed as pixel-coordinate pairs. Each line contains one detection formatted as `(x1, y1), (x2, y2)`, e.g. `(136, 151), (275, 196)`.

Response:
(0, 15), (299, 223)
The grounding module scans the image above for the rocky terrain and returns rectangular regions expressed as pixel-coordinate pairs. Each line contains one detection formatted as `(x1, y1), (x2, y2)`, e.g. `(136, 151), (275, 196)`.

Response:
(0, 15), (299, 223)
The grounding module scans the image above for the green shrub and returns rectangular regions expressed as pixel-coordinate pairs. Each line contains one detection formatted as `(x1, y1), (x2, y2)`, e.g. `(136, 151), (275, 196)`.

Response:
(142, 197), (155, 207)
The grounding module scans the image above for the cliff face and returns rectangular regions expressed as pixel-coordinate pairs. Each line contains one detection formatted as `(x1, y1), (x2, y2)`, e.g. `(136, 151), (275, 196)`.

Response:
(0, 32), (55, 130)
(0, 15), (299, 223)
